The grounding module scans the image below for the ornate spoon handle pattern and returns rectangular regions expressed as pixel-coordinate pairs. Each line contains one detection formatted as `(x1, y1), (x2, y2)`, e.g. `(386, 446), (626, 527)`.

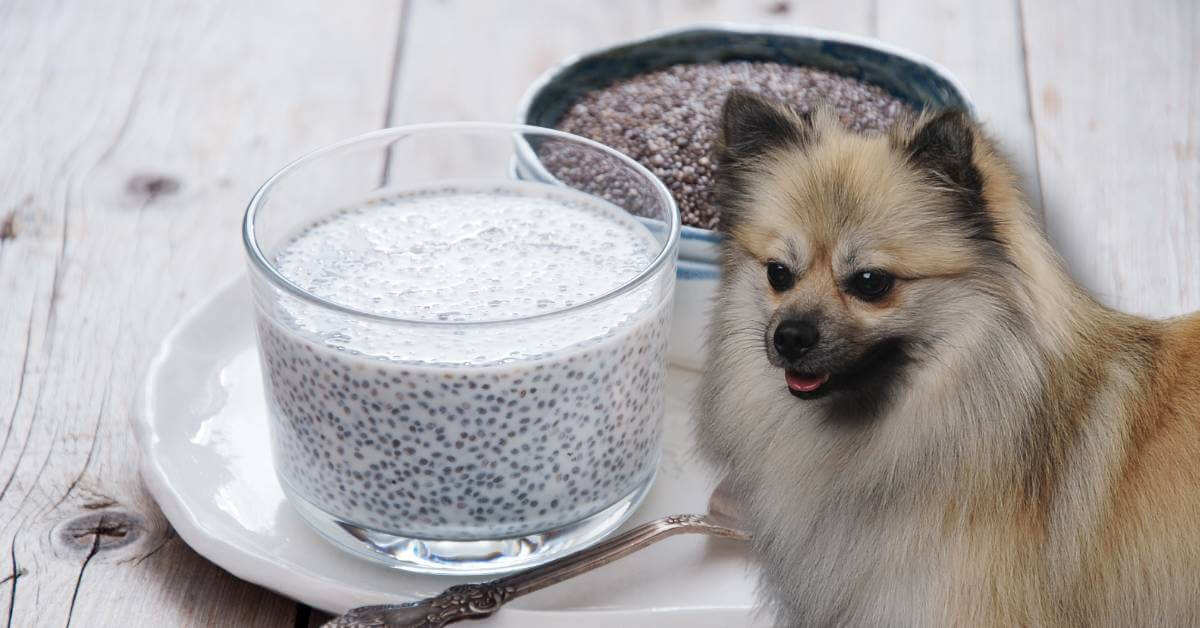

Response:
(324, 513), (749, 628)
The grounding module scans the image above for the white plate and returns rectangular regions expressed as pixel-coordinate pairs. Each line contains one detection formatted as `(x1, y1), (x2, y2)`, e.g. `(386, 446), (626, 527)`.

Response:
(134, 278), (762, 626)
(669, 259), (719, 371)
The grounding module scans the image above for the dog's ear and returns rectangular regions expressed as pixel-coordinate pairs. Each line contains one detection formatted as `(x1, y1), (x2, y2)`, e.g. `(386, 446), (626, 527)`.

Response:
(717, 90), (813, 167)
(713, 91), (813, 232)
(904, 110), (978, 191)
(902, 110), (995, 243)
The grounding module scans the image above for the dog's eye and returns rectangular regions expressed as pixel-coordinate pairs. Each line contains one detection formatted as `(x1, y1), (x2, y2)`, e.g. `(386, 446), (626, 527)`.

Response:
(848, 270), (894, 301)
(766, 261), (794, 292)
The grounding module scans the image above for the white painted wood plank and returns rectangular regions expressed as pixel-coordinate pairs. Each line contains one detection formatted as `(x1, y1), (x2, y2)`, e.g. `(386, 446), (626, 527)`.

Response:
(390, 0), (1038, 211)
(654, 0), (877, 35)
(389, 1), (659, 124)
(874, 0), (1044, 210)
(0, 1), (401, 625)
(1022, 0), (1200, 316)
(388, 0), (881, 125)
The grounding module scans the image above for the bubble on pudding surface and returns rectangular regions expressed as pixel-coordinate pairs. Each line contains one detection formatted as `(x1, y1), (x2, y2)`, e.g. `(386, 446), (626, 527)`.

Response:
(274, 184), (656, 326)
(272, 181), (663, 365)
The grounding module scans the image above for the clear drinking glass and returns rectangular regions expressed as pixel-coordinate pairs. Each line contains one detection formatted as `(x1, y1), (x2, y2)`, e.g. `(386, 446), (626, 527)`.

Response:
(243, 124), (679, 574)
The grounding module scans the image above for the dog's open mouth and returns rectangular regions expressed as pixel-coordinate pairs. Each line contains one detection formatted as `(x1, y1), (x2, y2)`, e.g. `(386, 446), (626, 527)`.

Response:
(781, 339), (909, 401)
(785, 371), (831, 398)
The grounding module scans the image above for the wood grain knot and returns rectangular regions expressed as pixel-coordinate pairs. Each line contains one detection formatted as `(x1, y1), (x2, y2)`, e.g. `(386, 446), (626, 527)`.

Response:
(83, 498), (118, 510)
(57, 511), (143, 553)
(126, 173), (182, 201)
(0, 210), (15, 241)
(0, 568), (26, 586)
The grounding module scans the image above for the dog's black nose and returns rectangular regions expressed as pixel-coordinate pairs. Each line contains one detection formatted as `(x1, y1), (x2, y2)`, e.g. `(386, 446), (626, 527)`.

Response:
(774, 320), (819, 359)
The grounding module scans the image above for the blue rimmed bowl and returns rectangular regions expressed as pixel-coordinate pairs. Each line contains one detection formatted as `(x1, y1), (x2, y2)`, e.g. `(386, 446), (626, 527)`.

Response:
(515, 23), (973, 369)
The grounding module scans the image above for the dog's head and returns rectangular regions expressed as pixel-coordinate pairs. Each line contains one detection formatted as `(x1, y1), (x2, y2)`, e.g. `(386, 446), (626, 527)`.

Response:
(712, 91), (1018, 420)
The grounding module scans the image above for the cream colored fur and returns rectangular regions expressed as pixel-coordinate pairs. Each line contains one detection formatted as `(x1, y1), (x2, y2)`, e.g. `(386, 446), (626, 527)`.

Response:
(697, 98), (1200, 626)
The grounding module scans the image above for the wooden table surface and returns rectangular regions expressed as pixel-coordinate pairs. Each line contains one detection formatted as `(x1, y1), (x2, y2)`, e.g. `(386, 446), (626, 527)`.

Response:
(1, 1), (1196, 625)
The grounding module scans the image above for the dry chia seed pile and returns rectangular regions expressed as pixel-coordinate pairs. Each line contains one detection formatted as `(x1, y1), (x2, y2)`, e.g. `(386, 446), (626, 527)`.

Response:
(554, 61), (914, 229)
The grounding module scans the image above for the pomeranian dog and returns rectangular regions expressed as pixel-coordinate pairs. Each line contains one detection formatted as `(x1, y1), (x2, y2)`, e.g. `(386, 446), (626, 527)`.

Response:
(697, 91), (1200, 626)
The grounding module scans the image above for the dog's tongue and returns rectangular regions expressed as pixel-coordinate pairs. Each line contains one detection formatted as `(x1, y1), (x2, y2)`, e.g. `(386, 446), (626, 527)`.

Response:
(786, 371), (830, 393)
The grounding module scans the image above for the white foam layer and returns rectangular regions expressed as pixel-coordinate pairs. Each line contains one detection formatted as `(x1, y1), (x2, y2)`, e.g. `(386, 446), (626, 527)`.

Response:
(270, 181), (667, 365)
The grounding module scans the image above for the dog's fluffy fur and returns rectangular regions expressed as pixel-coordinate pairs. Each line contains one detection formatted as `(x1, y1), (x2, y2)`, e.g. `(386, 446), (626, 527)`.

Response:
(697, 91), (1200, 626)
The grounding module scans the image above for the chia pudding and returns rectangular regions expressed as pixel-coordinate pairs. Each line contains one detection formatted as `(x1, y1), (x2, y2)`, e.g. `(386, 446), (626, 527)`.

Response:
(254, 181), (673, 541)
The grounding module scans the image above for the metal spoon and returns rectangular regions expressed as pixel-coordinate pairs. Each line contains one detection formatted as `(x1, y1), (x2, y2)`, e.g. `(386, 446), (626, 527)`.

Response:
(324, 480), (749, 628)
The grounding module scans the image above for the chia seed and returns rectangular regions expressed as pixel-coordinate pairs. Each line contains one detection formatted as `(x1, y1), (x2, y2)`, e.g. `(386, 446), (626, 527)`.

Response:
(552, 61), (914, 229)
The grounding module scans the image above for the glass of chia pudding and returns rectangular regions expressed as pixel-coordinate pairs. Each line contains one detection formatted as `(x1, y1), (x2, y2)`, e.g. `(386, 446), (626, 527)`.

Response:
(242, 124), (679, 574)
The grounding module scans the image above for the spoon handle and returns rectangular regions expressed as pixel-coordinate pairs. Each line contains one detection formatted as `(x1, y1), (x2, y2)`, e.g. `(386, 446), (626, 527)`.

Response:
(323, 514), (749, 628)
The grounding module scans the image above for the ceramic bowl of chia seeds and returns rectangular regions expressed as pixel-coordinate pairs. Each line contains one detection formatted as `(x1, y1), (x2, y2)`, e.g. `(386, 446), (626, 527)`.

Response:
(514, 23), (973, 369)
